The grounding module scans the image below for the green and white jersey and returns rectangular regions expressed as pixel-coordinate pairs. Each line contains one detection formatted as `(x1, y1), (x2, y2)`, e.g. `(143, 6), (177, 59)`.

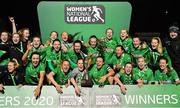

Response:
(117, 71), (135, 85)
(89, 64), (112, 85)
(76, 72), (84, 86)
(53, 67), (72, 85)
(66, 49), (78, 62)
(63, 49), (78, 68)
(25, 62), (45, 85)
(64, 49), (87, 68)
(61, 41), (73, 50)
(104, 38), (117, 51)
(103, 38), (117, 64)
(116, 37), (133, 53)
(46, 47), (62, 63)
(46, 47), (63, 72)
(162, 48), (172, 66)
(149, 47), (172, 67)
(149, 50), (160, 67)
(130, 45), (150, 64)
(133, 67), (154, 83)
(155, 68), (179, 83)
(27, 47), (47, 63)
(87, 47), (99, 64)
(110, 53), (131, 67)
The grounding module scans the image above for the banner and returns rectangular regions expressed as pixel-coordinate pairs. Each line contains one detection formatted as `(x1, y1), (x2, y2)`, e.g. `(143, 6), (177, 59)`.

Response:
(37, 1), (132, 43)
(1, 85), (180, 108)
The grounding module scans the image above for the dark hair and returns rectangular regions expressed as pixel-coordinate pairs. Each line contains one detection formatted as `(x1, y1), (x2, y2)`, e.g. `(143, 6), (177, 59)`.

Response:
(125, 62), (133, 67)
(132, 36), (141, 45)
(96, 56), (104, 62)
(0, 31), (11, 43)
(88, 35), (98, 45)
(124, 62), (133, 76)
(50, 31), (58, 37)
(52, 39), (61, 44)
(78, 58), (84, 62)
(51, 39), (61, 51)
(158, 56), (168, 64)
(62, 59), (70, 64)
(73, 40), (87, 54)
(61, 59), (72, 71)
(30, 52), (40, 59)
(116, 45), (125, 51)
(77, 58), (86, 70)
(105, 28), (114, 35)
(33, 36), (42, 44)
(73, 40), (82, 46)
(158, 57), (172, 76)
(132, 36), (140, 40)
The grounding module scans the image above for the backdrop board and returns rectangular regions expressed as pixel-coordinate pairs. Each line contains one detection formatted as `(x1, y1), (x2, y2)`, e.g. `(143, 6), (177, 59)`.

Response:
(37, 1), (132, 43)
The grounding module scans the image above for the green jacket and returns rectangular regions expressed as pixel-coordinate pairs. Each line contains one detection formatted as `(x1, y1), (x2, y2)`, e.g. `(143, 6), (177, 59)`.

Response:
(110, 53), (132, 67)
(155, 68), (179, 83)
(53, 66), (72, 85)
(89, 64), (111, 85)
(149, 47), (172, 67)
(103, 38), (117, 64)
(117, 71), (135, 85)
(133, 67), (154, 83)
(87, 46), (100, 64)
(116, 37), (133, 53)
(130, 45), (150, 65)
(46, 47), (64, 72)
(25, 62), (45, 85)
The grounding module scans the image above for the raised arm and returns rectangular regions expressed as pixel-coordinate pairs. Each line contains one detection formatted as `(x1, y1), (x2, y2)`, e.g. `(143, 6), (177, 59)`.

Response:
(22, 43), (32, 64)
(9, 17), (17, 33)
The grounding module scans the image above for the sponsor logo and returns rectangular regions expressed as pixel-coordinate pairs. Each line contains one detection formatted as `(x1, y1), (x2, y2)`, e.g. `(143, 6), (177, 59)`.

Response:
(65, 4), (105, 24)
(95, 94), (122, 106)
(59, 94), (88, 107)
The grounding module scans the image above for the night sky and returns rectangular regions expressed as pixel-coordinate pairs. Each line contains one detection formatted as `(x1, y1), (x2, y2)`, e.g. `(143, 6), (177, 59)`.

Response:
(0, 0), (179, 37)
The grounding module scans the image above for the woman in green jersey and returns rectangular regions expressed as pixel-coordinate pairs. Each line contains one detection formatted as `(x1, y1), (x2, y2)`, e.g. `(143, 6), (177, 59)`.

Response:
(155, 57), (180, 84)
(133, 57), (154, 87)
(47, 60), (81, 95)
(89, 56), (115, 85)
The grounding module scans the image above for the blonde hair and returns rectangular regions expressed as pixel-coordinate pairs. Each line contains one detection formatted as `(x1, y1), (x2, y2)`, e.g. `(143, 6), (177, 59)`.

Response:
(152, 37), (163, 54)
(18, 27), (30, 40)
(121, 29), (129, 34)
(10, 58), (20, 69)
